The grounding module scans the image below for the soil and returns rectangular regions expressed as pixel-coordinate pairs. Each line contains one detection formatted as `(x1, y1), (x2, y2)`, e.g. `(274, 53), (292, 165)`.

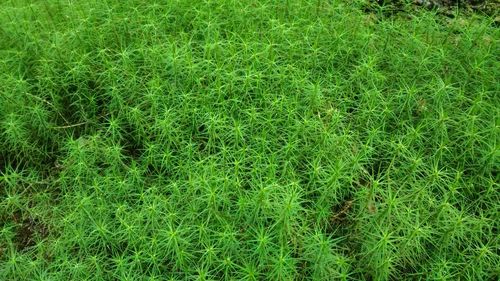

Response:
(12, 211), (49, 251)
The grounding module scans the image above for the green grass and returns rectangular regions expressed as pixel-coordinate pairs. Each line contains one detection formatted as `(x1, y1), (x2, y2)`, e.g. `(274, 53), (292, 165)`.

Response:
(0, 0), (498, 280)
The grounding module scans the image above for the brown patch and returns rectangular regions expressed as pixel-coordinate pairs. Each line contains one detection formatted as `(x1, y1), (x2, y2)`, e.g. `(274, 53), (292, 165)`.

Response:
(367, 201), (378, 214)
(482, 35), (492, 46)
(331, 200), (353, 224)
(316, 103), (340, 129)
(417, 99), (427, 114)
(359, 177), (371, 188)
(13, 212), (49, 251)
(365, 13), (378, 26)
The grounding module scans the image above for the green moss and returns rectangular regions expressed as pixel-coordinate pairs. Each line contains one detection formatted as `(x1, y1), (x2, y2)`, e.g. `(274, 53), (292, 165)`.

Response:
(0, 1), (498, 280)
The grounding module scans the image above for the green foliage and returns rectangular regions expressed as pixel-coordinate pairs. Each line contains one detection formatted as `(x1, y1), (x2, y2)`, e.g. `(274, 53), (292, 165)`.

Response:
(0, 0), (498, 280)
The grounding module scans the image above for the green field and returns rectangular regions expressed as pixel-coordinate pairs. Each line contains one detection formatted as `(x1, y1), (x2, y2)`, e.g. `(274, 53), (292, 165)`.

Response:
(0, 1), (499, 280)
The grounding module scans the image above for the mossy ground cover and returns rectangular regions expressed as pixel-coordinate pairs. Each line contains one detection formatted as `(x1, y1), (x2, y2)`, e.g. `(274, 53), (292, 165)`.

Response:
(0, 1), (498, 280)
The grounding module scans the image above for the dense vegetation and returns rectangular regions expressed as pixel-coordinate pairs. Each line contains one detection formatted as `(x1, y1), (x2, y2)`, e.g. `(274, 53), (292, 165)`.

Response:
(0, 1), (498, 280)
